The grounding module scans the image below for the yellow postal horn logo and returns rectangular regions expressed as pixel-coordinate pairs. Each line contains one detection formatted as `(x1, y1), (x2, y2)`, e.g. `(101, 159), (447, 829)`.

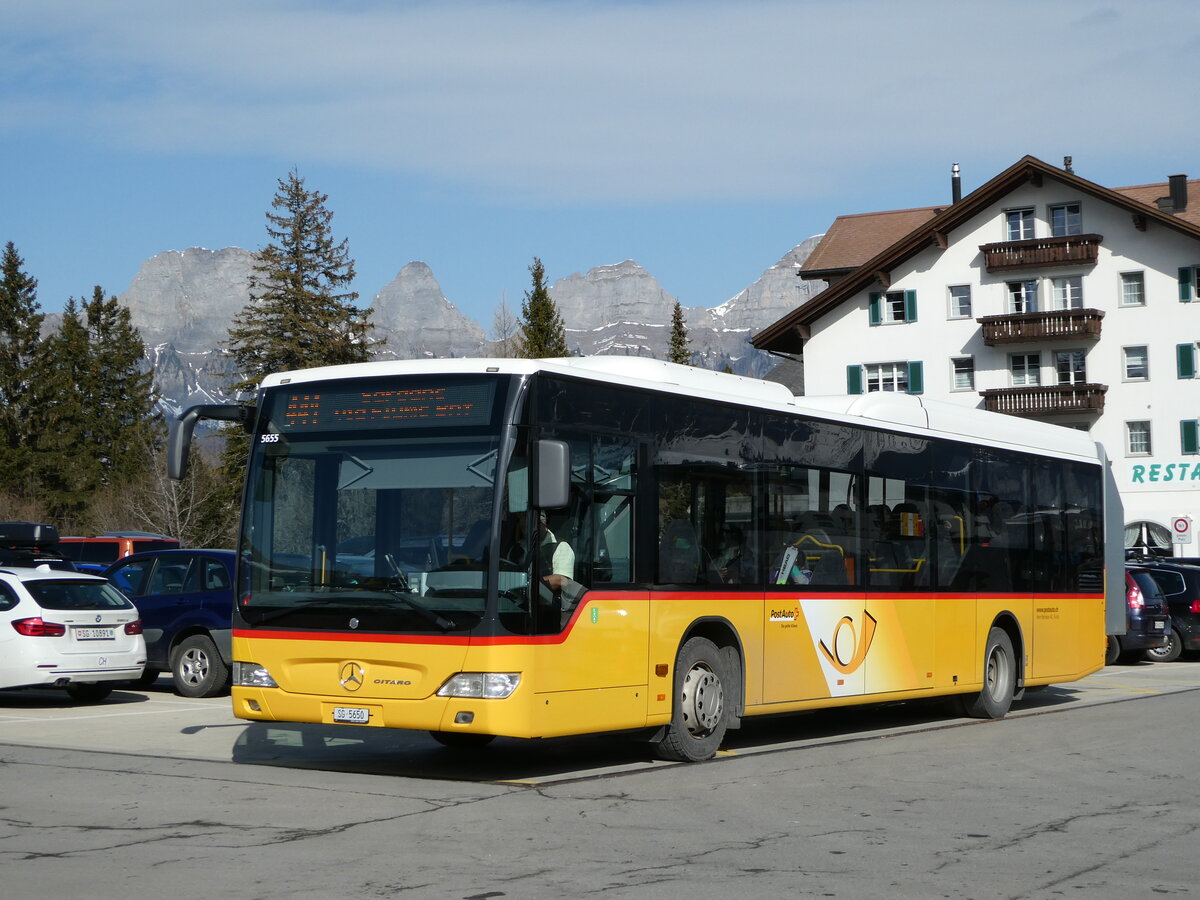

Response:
(818, 611), (878, 674)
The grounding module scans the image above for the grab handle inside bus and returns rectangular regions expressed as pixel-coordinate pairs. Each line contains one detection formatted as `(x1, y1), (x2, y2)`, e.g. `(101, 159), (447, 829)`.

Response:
(535, 439), (570, 509)
(168, 403), (255, 481)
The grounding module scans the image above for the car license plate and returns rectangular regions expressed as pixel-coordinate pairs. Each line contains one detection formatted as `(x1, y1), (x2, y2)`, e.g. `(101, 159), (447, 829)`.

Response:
(1155, 621), (1165, 630)
(75, 627), (115, 641)
(333, 707), (370, 724)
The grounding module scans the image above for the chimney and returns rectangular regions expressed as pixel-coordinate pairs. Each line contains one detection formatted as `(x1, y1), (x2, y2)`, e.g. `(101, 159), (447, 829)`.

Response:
(1063, 156), (1073, 174)
(1170, 174), (1188, 213)
(951, 163), (962, 204)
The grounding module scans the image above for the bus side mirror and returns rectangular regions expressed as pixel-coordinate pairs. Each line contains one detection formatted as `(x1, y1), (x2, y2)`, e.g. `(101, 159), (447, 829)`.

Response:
(534, 440), (570, 509)
(168, 403), (255, 481)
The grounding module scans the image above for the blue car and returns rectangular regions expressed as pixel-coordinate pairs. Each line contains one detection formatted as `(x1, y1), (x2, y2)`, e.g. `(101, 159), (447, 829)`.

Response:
(104, 549), (236, 697)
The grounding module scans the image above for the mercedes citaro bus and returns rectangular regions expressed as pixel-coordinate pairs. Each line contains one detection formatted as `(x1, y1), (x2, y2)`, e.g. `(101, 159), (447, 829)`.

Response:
(169, 357), (1123, 761)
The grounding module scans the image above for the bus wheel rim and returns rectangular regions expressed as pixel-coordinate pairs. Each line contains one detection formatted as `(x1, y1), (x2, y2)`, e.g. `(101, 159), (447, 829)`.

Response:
(681, 664), (723, 735)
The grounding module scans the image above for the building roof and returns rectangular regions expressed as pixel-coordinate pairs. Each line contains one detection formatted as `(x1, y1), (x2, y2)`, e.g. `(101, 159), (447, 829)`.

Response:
(755, 156), (1200, 354)
(799, 206), (942, 277)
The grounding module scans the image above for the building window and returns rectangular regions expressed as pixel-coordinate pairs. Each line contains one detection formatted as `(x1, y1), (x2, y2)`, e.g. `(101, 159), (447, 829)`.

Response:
(951, 356), (975, 390)
(869, 290), (916, 325)
(1124, 346), (1149, 381)
(1011, 352), (1041, 387)
(1127, 421), (1152, 456)
(1056, 350), (1086, 385)
(1005, 208), (1034, 241)
(1049, 202), (1082, 237)
(1120, 272), (1146, 307)
(865, 362), (909, 393)
(1007, 280), (1039, 313)
(1049, 275), (1083, 310)
(948, 284), (972, 318)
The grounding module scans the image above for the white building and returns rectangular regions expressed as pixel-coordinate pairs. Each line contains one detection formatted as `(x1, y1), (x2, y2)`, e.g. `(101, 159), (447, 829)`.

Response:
(754, 155), (1200, 555)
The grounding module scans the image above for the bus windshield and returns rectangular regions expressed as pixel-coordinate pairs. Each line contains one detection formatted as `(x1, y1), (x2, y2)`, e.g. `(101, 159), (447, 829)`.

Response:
(239, 376), (517, 633)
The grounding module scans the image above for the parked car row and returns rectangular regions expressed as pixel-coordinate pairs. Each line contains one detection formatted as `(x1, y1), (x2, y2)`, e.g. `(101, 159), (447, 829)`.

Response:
(1108, 559), (1200, 664)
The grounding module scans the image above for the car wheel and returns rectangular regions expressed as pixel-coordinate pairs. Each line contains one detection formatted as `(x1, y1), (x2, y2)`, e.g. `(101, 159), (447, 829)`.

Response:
(1145, 631), (1182, 663)
(65, 682), (114, 702)
(1104, 635), (1120, 665)
(958, 626), (1016, 718)
(655, 636), (733, 762)
(171, 634), (230, 698)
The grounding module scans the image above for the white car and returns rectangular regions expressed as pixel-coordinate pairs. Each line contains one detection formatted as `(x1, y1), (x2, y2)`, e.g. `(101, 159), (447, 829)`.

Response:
(0, 566), (146, 701)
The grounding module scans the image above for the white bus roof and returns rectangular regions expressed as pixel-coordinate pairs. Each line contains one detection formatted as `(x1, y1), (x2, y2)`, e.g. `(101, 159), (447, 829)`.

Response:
(260, 356), (1100, 464)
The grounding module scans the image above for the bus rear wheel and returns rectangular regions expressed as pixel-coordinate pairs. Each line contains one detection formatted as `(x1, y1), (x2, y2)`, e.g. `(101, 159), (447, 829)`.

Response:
(655, 636), (731, 762)
(958, 626), (1016, 719)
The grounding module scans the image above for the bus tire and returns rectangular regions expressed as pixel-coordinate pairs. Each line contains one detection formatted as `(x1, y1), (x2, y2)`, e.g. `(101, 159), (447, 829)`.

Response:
(171, 634), (230, 698)
(655, 636), (731, 762)
(429, 731), (496, 749)
(958, 626), (1016, 719)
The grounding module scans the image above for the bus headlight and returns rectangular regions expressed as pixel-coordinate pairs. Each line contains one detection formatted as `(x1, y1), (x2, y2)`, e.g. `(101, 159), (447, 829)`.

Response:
(233, 661), (278, 688)
(437, 672), (521, 699)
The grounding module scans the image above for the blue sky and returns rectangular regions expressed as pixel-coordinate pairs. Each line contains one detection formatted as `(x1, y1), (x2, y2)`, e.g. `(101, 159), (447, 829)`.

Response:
(3, 0), (1199, 331)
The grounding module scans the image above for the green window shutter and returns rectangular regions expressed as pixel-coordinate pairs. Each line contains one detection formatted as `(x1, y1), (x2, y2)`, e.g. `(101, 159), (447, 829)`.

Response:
(1180, 267), (1195, 302)
(1182, 420), (1199, 455)
(868, 292), (882, 325)
(846, 365), (864, 395)
(906, 361), (924, 394)
(1178, 343), (1197, 379)
(904, 290), (918, 323)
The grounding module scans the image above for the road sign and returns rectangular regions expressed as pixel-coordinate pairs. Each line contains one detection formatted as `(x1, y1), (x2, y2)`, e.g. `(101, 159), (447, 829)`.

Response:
(1172, 516), (1192, 544)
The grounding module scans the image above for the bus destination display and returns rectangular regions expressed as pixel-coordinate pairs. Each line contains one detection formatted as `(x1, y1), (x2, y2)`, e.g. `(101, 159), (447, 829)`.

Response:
(276, 381), (495, 431)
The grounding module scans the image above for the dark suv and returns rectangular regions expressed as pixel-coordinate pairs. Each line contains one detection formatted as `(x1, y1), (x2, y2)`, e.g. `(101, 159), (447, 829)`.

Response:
(103, 549), (235, 697)
(1136, 560), (1200, 662)
(1107, 566), (1171, 664)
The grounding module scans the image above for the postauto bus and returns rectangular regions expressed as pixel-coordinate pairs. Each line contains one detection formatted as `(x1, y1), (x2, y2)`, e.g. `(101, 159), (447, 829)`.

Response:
(169, 357), (1123, 761)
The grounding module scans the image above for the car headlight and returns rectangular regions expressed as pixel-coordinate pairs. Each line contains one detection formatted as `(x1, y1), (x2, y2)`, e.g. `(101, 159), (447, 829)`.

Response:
(436, 672), (521, 699)
(233, 661), (278, 688)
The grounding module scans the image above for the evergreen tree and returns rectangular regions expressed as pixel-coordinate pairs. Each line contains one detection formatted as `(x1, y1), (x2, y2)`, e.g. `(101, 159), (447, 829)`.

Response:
(32, 299), (96, 522)
(228, 169), (373, 393)
(518, 257), (569, 358)
(218, 171), (374, 536)
(82, 285), (160, 485)
(0, 242), (46, 493)
(668, 300), (692, 365)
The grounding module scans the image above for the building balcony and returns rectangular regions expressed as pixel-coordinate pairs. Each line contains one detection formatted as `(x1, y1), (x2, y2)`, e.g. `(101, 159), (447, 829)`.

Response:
(978, 308), (1104, 345)
(978, 233), (1103, 272)
(980, 383), (1107, 417)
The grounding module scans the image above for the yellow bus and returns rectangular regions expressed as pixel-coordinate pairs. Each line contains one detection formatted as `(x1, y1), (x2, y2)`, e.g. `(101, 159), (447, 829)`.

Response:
(170, 357), (1123, 761)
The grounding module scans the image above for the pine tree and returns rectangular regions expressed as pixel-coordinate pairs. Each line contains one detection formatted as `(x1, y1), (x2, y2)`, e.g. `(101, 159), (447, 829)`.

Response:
(228, 169), (373, 393)
(668, 300), (692, 365)
(0, 242), (46, 492)
(518, 257), (569, 358)
(81, 285), (160, 485)
(32, 299), (96, 523)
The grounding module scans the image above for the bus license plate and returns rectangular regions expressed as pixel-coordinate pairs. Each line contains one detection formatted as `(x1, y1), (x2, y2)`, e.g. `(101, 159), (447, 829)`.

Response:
(75, 627), (114, 641)
(333, 707), (370, 724)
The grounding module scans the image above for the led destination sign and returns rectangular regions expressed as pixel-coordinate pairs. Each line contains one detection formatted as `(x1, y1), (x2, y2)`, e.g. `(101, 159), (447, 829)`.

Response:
(274, 380), (496, 431)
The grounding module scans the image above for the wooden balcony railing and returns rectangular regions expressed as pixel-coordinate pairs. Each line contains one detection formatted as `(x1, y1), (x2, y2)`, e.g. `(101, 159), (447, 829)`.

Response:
(980, 383), (1107, 417)
(979, 233), (1103, 272)
(978, 308), (1104, 345)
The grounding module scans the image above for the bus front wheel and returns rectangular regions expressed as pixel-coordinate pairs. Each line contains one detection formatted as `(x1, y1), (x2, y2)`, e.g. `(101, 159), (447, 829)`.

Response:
(655, 636), (731, 762)
(958, 626), (1016, 719)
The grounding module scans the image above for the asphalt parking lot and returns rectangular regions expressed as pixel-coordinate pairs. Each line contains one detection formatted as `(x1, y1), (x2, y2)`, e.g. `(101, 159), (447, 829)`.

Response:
(2, 660), (1198, 784)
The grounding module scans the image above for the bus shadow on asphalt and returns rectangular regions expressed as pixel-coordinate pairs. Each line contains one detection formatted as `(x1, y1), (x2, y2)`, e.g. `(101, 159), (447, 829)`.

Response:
(227, 686), (1088, 783)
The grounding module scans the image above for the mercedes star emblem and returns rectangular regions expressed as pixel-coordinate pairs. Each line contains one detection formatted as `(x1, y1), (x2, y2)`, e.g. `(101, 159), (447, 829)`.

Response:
(339, 662), (364, 692)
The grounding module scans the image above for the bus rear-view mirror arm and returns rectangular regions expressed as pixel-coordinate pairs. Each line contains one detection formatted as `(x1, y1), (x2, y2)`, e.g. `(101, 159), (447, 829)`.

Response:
(168, 403), (255, 481)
